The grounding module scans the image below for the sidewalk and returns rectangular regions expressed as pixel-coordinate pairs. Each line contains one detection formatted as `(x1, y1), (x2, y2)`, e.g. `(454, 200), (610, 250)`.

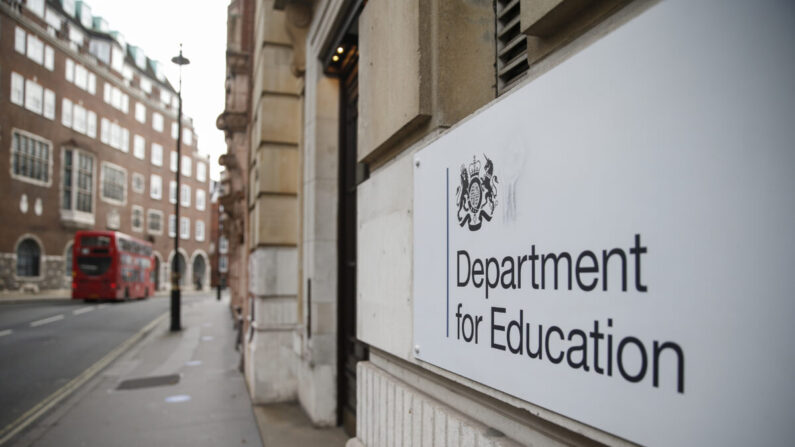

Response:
(14, 293), (262, 447)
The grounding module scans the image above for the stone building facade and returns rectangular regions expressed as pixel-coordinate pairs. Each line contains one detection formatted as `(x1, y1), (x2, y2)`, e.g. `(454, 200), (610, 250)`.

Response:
(220, 0), (795, 445)
(217, 0), (254, 332)
(1, 0), (212, 293)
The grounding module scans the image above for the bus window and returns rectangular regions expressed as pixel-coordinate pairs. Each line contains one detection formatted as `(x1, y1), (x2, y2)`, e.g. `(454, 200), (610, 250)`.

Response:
(81, 236), (111, 247)
(77, 256), (112, 276)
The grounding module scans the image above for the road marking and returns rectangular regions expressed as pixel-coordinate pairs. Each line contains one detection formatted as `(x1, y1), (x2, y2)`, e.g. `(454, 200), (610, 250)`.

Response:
(0, 330), (12, 338)
(73, 306), (95, 315)
(0, 311), (169, 446)
(97, 304), (107, 309)
(29, 315), (64, 328)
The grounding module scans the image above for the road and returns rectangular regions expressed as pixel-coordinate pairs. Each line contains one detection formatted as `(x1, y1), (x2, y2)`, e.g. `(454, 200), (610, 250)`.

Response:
(0, 295), (176, 432)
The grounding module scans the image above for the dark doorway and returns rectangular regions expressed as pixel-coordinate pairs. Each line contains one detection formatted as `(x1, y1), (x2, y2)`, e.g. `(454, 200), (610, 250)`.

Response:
(174, 253), (186, 287)
(192, 255), (206, 290)
(337, 40), (367, 436)
(153, 256), (160, 290)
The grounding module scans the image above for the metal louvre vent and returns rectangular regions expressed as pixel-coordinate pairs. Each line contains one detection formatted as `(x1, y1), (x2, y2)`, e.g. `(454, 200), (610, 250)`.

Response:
(496, 0), (529, 94)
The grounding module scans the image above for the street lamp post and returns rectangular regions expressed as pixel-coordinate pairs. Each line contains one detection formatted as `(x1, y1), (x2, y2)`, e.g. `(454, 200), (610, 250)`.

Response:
(170, 44), (189, 332)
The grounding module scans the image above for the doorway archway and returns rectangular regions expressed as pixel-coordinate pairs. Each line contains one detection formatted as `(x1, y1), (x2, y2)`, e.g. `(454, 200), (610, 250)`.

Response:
(192, 254), (206, 290)
(173, 252), (187, 287)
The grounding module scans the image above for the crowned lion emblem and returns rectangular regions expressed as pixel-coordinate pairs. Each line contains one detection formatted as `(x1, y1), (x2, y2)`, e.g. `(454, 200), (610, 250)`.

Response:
(456, 155), (498, 231)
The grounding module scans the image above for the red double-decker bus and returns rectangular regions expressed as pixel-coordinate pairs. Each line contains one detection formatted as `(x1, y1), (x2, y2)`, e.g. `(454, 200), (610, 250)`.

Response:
(72, 231), (154, 301)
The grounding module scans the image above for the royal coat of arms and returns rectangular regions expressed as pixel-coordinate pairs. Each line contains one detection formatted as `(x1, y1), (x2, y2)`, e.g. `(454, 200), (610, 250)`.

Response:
(456, 155), (498, 231)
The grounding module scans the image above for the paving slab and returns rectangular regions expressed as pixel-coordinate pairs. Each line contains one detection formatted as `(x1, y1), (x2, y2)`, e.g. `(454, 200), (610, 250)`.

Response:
(253, 402), (349, 447)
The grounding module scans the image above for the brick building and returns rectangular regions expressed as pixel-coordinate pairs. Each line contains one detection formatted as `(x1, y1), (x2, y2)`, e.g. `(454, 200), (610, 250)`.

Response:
(0, 0), (212, 293)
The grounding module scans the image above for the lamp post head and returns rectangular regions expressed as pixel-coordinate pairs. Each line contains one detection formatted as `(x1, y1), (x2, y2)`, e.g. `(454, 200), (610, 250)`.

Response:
(171, 44), (190, 66)
(171, 54), (190, 66)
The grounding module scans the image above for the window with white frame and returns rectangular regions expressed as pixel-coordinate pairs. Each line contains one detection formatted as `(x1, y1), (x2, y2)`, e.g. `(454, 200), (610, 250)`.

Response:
(44, 46), (54, 71)
(135, 103), (146, 123)
(11, 72), (25, 106)
(74, 64), (87, 90)
(140, 77), (152, 94)
(131, 206), (144, 232)
(219, 236), (229, 254)
(88, 73), (96, 95)
(181, 155), (192, 177)
(111, 46), (124, 73)
(61, 100), (95, 138)
(87, 111), (97, 138)
(15, 27), (26, 54)
(16, 238), (41, 277)
(123, 65), (133, 83)
(89, 39), (110, 64)
(100, 118), (109, 144)
(183, 128), (193, 146)
(44, 8), (62, 30)
(168, 215), (176, 237)
(134, 135), (145, 160)
(104, 84), (128, 112)
(196, 189), (206, 211)
(180, 217), (190, 240)
(151, 143), (163, 166)
(132, 173), (145, 194)
(72, 103), (86, 134)
(196, 162), (206, 182)
(169, 180), (177, 204)
(160, 89), (171, 106)
(152, 112), (164, 132)
(170, 151), (178, 172)
(121, 128), (130, 153)
(26, 34), (44, 65)
(111, 85), (121, 108)
(181, 184), (191, 207)
(43, 89), (55, 120)
(100, 162), (126, 204)
(62, 98), (73, 127)
(26, 0), (45, 16)
(62, 148), (93, 214)
(24, 79), (43, 115)
(147, 210), (163, 235)
(64, 60), (96, 94)
(150, 174), (162, 200)
(65, 58), (75, 82)
(195, 220), (205, 242)
(62, 0), (75, 16)
(11, 130), (52, 186)
(110, 122), (120, 149)
(171, 122), (178, 139)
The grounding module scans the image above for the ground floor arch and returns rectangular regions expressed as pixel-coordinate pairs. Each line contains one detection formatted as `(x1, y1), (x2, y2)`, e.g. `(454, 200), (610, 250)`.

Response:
(167, 249), (190, 288)
(191, 250), (208, 290)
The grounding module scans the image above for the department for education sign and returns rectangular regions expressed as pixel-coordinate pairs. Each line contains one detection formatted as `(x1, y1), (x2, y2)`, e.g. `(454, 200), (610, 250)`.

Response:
(412, 1), (795, 446)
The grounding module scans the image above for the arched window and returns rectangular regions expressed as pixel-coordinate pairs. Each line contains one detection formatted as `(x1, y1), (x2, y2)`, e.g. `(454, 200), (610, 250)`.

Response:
(17, 238), (41, 277)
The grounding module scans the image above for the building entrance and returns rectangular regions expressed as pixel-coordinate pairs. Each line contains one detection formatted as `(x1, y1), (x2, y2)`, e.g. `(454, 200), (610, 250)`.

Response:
(337, 40), (367, 436)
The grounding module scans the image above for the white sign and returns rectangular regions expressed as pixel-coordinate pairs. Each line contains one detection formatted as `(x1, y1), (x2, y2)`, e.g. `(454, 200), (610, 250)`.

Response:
(412, 1), (795, 446)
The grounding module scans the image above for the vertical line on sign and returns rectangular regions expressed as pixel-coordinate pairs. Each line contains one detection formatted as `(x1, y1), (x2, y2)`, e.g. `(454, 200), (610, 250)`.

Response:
(446, 167), (450, 338)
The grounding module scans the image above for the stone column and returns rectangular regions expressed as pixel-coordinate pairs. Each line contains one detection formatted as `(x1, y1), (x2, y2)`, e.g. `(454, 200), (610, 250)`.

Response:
(245, 0), (303, 404)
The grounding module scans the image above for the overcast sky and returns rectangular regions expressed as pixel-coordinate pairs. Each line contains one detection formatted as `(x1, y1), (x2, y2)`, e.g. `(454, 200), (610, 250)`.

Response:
(85, 0), (229, 180)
